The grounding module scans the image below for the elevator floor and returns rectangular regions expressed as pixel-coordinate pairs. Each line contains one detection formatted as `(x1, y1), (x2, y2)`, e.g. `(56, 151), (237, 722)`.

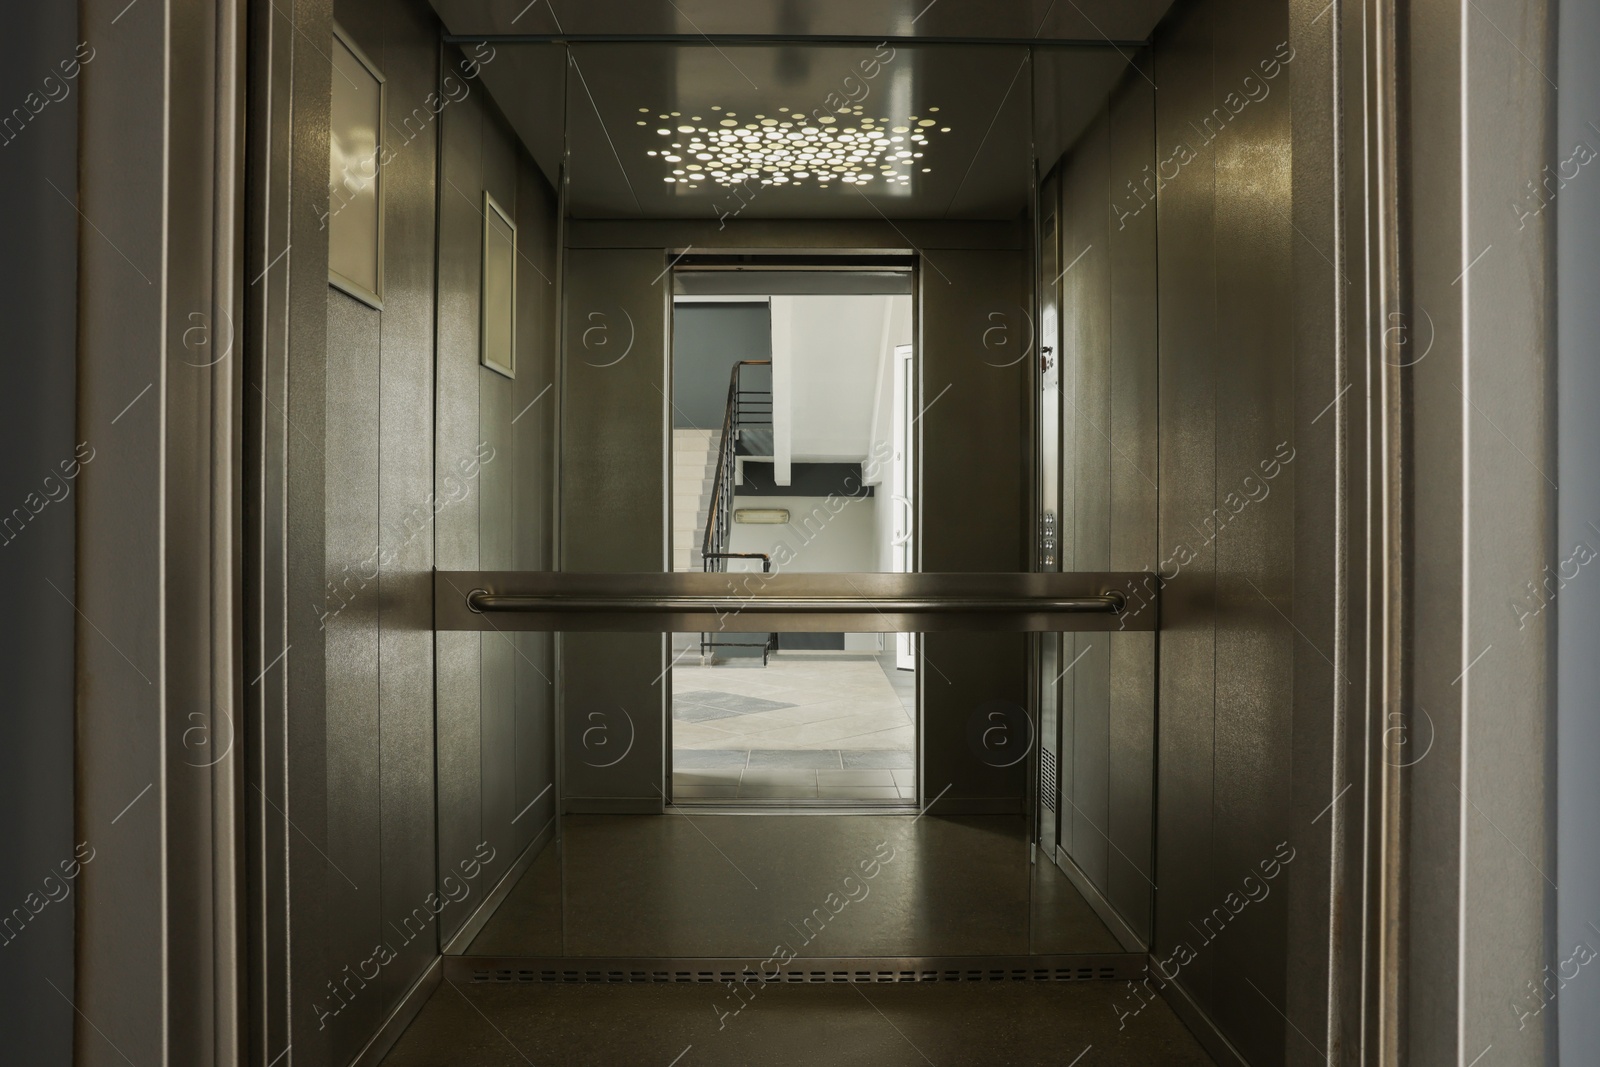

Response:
(378, 979), (1219, 1066)
(465, 814), (1123, 957)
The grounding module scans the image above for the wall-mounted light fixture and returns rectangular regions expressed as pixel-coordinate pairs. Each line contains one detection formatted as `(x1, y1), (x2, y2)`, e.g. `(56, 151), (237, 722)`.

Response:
(734, 508), (790, 524)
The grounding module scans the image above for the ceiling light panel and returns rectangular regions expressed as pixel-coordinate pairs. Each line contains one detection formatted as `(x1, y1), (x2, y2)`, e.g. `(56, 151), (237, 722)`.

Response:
(640, 105), (948, 188)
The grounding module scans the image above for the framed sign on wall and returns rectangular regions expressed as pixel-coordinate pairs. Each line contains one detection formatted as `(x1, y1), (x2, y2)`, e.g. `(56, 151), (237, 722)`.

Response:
(481, 191), (516, 378)
(327, 24), (385, 308)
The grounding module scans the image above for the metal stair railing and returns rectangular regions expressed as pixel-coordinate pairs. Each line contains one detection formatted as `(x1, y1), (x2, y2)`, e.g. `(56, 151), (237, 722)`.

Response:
(699, 360), (776, 663)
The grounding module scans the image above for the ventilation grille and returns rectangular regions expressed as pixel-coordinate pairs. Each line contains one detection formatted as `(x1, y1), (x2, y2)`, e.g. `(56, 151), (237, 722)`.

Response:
(1040, 747), (1058, 813)
(468, 965), (1120, 985)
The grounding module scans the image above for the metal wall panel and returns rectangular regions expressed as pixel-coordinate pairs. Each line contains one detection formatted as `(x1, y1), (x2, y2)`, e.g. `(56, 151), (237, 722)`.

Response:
(1057, 167), (1081, 861)
(323, 289), (386, 1059)
(1104, 72), (1158, 943)
(1068, 111), (1113, 889)
(1207, 0), (1293, 1057)
(560, 247), (669, 805)
(478, 103), (519, 872)
(434, 44), (486, 942)
(1151, 0), (1220, 1013)
(918, 247), (1031, 806)
(436, 45), (564, 917)
(374, 0), (444, 1008)
(512, 152), (560, 852)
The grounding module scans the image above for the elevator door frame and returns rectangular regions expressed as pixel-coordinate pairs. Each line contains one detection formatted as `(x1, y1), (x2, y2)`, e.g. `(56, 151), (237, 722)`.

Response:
(663, 265), (921, 809)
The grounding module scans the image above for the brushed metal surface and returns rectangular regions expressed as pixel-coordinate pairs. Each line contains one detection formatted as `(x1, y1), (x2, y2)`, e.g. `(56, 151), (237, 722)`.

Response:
(560, 248), (668, 571)
(435, 41), (488, 949)
(1066, 105), (1113, 896)
(558, 246), (670, 806)
(1151, 0), (1219, 1019)
(479, 99), (519, 888)
(436, 570), (1154, 632)
(512, 157), (560, 858)
(376, 0), (446, 1013)
(1207, 0), (1293, 1056)
(1103, 71), (1157, 945)
(324, 288), (386, 1058)
(423, 0), (1178, 45)
(434, 51), (567, 939)
(918, 246), (1032, 808)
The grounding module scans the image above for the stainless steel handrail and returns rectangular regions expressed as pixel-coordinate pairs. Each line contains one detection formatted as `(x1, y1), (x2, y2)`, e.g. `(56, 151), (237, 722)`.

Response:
(465, 591), (1126, 615)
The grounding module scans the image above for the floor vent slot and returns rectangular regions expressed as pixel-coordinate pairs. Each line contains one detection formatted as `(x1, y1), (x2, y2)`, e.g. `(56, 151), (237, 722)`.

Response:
(466, 963), (1127, 985)
(1041, 747), (1058, 813)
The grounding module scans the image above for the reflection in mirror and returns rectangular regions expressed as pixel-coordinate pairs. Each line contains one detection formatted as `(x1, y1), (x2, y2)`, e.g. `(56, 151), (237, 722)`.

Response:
(435, 38), (1158, 972)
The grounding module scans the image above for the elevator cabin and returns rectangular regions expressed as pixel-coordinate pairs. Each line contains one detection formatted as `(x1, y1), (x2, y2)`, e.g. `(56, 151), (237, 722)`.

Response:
(294, 0), (1318, 1063)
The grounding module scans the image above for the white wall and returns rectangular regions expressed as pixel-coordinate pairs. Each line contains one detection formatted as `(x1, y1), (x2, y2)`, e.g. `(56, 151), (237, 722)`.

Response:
(867, 297), (913, 571)
(725, 494), (879, 573)
(771, 295), (910, 465)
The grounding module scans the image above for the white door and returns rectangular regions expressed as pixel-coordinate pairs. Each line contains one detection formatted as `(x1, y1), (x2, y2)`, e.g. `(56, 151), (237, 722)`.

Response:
(891, 342), (916, 670)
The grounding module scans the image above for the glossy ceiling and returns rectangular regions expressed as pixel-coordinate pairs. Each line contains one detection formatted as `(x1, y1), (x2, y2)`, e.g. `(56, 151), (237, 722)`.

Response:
(441, 0), (1162, 219)
(427, 0), (1175, 42)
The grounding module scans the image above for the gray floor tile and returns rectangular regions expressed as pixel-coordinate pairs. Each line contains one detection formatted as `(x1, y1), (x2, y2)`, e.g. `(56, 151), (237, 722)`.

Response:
(817, 786), (904, 800)
(738, 782), (819, 798)
(747, 748), (842, 769)
(676, 689), (796, 713)
(674, 771), (741, 788)
(840, 749), (915, 769)
(672, 784), (739, 798)
(816, 769), (897, 788)
(671, 749), (749, 770)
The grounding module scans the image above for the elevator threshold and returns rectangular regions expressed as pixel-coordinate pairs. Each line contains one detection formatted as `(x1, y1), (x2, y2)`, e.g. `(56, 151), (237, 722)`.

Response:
(446, 953), (1146, 985)
(666, 799), (917, 815)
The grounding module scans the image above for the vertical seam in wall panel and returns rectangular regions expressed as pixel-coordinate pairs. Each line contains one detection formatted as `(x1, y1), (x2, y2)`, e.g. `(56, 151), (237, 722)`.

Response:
(375, 9), (388, 996)
(1148, 43), (1164, 928)
(429, 30), (446, 959)
(159, 4), (173, 1056)
(1207, 6), (1221, 969)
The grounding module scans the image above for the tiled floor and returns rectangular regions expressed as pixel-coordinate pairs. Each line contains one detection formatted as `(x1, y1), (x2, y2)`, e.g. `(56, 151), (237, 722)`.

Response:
(671, 650), (915, 802)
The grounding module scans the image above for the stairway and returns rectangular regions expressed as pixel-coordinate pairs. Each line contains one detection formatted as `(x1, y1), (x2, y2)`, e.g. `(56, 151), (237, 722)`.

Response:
(672, 428), (719, 572)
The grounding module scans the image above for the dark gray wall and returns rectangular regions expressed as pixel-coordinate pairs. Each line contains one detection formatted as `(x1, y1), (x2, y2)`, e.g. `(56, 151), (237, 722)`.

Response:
(1151, 0), (1295, 1061)
(0, 5), (78, 1063)
(435, 44), (560, 944)
(917, 245), (1032, 809)
(671, 302), (771, 429)
(1051, 0), (1299, 1061)
(316, 0), (450, 1060)
(297, 8), (559, 1065)
(560, 246), (671, 808)
(1046, 68), (1158, 946)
